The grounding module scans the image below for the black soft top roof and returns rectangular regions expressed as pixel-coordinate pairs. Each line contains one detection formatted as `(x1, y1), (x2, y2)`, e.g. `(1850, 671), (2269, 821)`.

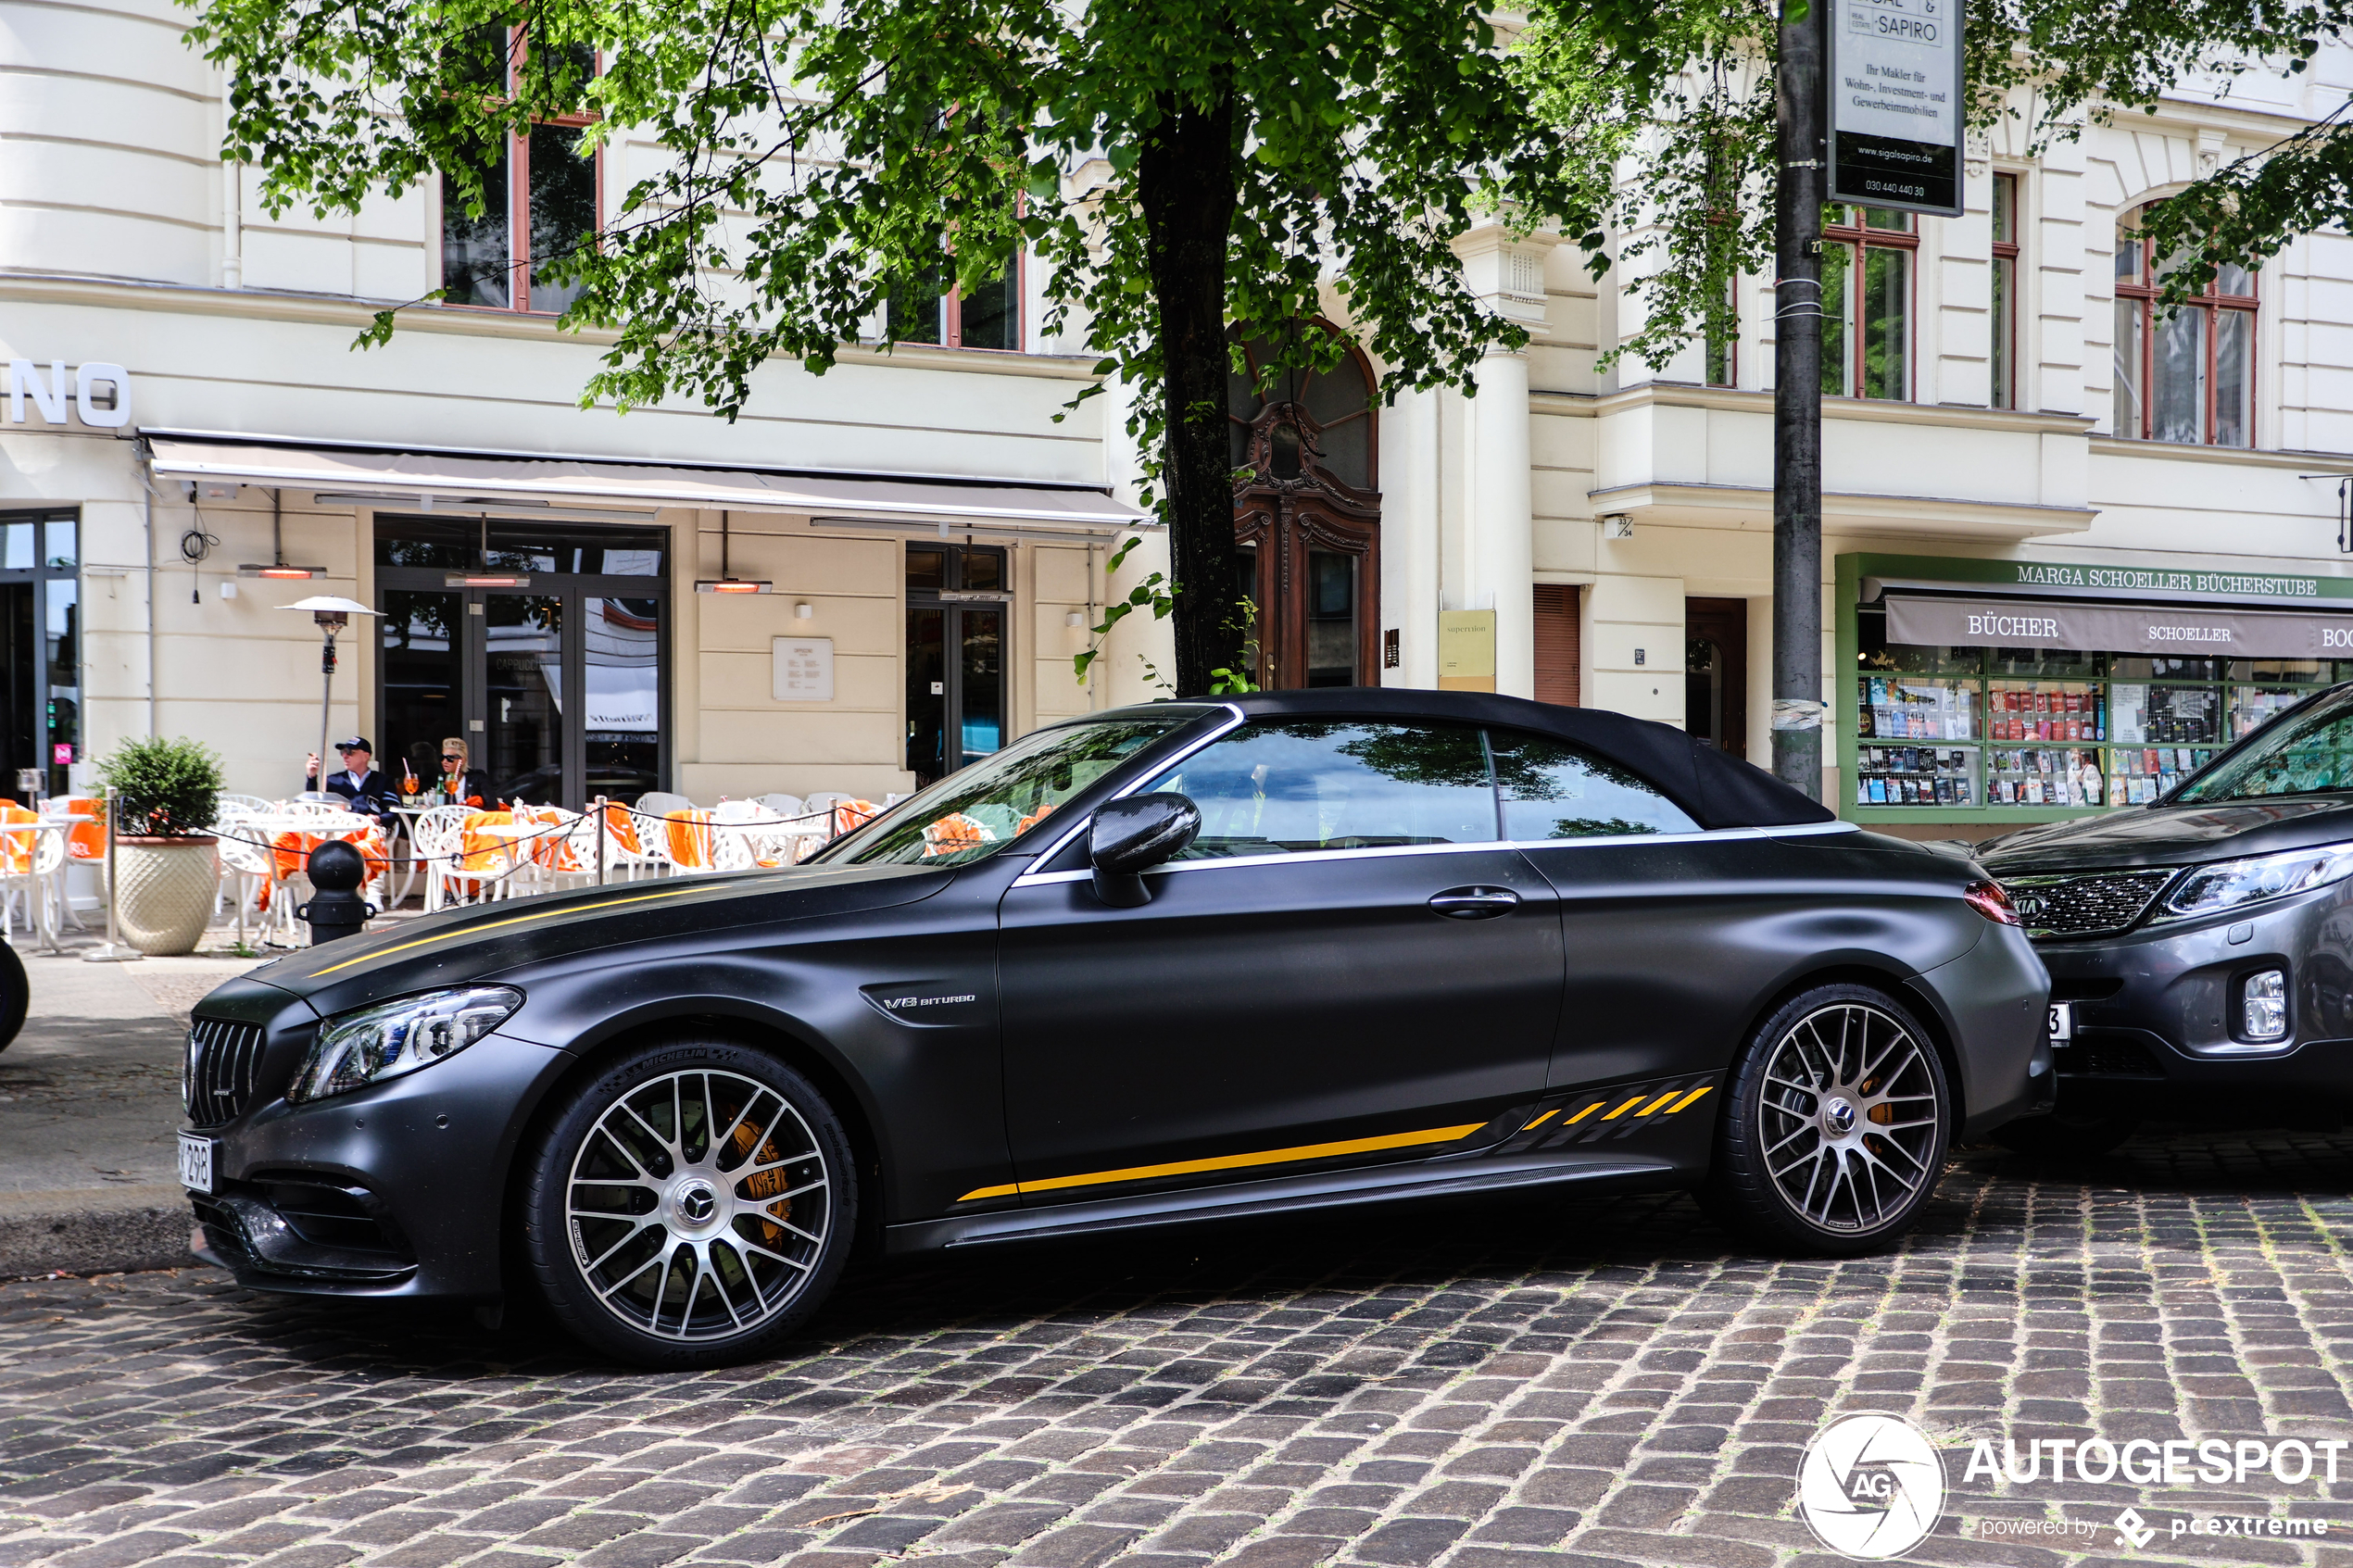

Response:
(1088, 688), (1835, 832)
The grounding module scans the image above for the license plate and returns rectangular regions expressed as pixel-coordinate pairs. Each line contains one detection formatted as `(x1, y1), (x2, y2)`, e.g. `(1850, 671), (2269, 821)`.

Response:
(2047, 1002), (2075, 1043)
(177, 1133), (215, 1195)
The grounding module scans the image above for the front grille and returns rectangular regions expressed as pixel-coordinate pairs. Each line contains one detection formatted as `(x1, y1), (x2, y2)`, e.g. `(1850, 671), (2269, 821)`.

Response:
(184, 1016), (266, 1126)
(1999, 871), (2176, 938)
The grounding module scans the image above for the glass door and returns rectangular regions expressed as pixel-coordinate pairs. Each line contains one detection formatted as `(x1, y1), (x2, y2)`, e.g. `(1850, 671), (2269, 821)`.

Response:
(904, 542), (1008, 787)
(484, 594), (565, 805)
(376, 516), (668, 808)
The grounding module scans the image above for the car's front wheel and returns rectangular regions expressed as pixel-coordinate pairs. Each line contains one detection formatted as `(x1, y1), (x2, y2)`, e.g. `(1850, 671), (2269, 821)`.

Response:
(522, 1038), (856, 1367)
(1703, 984), (1952, 1256)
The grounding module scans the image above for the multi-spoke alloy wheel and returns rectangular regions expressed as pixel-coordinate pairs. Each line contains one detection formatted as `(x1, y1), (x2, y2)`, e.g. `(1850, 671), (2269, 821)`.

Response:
(525, 1041), (855, 1366)
(1704, 984), (1951, 1256)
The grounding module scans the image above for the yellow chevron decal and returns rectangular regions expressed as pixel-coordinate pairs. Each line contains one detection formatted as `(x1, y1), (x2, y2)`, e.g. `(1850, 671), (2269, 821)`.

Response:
(1667, 1085), (1714, 1113)
(1566, 1100), (1606, 1123)
(1521, 1109), (1561, 1132)
(1600, 1095), (1650, 1121)
(957, 1121), (1487, 1204)
(1637, 1090), (1683, 1116)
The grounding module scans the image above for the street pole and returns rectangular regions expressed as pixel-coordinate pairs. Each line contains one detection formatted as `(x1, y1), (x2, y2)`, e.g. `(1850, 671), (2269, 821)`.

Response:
(1772, 0), (1826, 800)
(83, 784), (141, 963)
(316, 626), (337, 797)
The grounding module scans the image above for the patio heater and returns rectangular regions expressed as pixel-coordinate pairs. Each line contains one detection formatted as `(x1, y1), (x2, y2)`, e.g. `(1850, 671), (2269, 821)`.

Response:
(279, 596), (377, 797)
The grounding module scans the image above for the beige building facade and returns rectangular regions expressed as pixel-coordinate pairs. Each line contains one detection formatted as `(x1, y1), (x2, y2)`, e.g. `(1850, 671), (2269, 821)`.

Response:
(5, 0), (2353, 834)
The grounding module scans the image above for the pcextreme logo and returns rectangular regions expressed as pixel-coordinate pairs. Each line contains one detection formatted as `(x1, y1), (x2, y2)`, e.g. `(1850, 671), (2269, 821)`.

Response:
(1796, 1413), (1947, 1561)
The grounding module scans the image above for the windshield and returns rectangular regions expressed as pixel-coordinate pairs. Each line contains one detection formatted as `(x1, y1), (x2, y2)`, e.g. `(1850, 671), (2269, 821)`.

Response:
(819, 712), (1204, 866)
(2174, 686), (2353, 803)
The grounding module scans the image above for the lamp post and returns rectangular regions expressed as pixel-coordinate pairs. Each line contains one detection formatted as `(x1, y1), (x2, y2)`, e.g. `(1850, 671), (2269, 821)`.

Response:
(279, 596), (376, 796)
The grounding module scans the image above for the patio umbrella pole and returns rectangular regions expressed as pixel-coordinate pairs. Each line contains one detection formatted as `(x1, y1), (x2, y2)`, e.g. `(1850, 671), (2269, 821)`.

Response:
(83, 784), (142, 962)
(595, 796), (608, 887)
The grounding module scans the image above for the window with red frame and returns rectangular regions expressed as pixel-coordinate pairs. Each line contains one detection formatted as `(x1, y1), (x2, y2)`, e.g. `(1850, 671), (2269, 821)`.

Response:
(887, 250), (1022, 351)
(440, 31), (598, 314)
(1992, 173), (2020, 409)
(1821, 205), (1916, 401)
(2114, 206), (2256, 447)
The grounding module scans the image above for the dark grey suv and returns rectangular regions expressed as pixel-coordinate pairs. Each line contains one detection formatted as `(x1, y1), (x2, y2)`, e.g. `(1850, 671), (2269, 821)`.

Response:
(1982, 681), (2353, 1149)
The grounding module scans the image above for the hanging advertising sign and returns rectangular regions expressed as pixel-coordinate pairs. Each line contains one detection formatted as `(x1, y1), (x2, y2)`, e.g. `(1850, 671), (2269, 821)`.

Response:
(1827, 0), (1965, 217)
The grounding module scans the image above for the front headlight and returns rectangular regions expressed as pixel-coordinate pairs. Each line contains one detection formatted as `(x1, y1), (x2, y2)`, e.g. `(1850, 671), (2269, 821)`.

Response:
(288, 985), (522, 1103)
(2150, 847), (2353, 924)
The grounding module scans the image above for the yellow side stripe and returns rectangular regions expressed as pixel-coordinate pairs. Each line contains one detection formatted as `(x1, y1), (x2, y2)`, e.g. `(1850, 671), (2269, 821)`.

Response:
(1521, 1109), (1561, 1132)
(303, 884), (712, 977)
(1600, 1095), (1649, 1121)
(1636, 1090), (1682, 1117)
(1566, 1101), (1606, 1123)
(1667, 1085), (1715, 1113)
(956, 1122), (1487, 1204)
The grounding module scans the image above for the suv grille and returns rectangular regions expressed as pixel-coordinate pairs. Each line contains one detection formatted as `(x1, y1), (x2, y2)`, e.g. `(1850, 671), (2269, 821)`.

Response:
(184, 1017), (266, 1126)
(1998, 871), (2177, 938)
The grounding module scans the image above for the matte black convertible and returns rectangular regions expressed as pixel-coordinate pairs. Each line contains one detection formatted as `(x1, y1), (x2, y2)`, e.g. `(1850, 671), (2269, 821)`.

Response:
(181, 690), (2048, 1364)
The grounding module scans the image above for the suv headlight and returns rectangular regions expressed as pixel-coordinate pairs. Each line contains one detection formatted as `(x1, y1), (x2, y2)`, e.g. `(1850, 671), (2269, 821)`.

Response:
(289, 985), (522, 1103)
(2151, 847), (2353, 924)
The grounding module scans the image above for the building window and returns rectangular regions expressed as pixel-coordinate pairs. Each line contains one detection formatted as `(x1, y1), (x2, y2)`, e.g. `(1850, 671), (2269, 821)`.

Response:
(1991, 173), (2020, 409)
(439, 32), (598, 314)
(1821, 206), (1916, 401)
(1705, 277), (1736, 388)
(888, 253), (1022, 352)
(2114, 207), (2256, 447)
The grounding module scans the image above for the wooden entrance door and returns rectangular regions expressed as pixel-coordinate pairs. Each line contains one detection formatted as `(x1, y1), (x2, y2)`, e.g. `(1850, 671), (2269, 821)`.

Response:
(1229, 328), (1380, 689)
(1683, 597), (1748, 759)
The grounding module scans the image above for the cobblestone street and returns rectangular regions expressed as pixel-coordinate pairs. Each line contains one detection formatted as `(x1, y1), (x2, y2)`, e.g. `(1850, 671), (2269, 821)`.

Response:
(7, 1132), (2353, 1568)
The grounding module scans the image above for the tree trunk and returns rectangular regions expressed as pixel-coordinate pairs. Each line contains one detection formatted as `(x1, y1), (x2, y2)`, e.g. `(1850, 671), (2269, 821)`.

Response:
(1138, 87), (1242, 698)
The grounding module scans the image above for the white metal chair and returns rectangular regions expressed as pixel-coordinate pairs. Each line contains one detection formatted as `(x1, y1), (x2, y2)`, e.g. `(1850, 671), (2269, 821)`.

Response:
(635, 791), (694, 819)
(412, 806), (481, 912)
(214, 809), (276, 943)
(756, 793), (806, 818)
(0, 822), (65, 947)
(218, 793), (275, 815)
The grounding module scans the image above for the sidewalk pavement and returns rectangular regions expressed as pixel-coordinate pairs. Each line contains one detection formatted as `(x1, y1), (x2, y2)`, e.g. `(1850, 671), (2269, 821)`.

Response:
(0, 924), (272, 1278)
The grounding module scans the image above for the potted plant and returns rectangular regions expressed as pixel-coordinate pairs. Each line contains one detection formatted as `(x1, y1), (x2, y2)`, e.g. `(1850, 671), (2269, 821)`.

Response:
(99, 736), (222, 956)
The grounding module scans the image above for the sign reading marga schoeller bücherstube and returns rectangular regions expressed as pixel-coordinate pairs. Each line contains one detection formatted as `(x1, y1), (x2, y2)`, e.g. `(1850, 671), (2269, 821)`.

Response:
(1828, 0), (1964, 218)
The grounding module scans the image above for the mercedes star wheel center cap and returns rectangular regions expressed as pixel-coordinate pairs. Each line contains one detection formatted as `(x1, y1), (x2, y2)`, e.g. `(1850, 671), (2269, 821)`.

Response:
(1824, 1098), (1857, 1136)
(672, 1179), (721, 1229)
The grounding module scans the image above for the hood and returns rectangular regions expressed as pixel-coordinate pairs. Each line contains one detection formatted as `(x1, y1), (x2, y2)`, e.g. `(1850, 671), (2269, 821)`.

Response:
(1979, 795), (2353, 874)
(221, 859), (954, 1020)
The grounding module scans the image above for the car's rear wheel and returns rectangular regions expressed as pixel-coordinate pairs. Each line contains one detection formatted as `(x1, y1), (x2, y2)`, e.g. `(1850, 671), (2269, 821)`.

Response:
(1703, 984), (1952, 1256)
(1992, 1098), (2139, 1157)
(522, 1038), (856, 1367)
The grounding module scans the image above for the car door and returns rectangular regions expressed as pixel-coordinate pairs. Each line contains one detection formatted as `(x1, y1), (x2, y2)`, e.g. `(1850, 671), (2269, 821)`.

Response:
(996, 718), (1564, 1203)
(1488, 726), (1782, 1090)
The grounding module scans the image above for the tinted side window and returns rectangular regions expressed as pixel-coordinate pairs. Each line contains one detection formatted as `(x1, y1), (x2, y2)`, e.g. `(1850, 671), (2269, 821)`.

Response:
(1489, 730), (1699, 839)
(1146, 721), (1498, 859)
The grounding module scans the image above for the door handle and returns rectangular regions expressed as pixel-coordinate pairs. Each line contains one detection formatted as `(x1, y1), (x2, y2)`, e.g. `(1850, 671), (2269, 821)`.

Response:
(1429, 886), (1519, 920)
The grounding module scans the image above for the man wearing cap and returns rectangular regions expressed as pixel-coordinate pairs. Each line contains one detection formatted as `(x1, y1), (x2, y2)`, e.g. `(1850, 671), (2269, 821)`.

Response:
(305, 737), (397, 824)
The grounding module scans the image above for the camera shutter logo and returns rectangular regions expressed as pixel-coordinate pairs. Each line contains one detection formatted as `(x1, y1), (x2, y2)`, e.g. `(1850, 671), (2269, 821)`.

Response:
(1796, 1412), (1946, 1560)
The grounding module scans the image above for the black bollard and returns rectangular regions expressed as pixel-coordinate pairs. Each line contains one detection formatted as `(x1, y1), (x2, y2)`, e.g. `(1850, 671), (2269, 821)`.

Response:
(297, 839), (373, 945)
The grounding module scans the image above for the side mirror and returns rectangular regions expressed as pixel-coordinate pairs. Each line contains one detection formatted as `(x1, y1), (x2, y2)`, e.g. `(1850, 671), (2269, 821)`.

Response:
(1088, 793), (1201, 908)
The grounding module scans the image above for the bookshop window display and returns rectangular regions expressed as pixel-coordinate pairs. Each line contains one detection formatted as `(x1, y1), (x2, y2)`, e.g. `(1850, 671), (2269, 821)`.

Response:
(1853, 608), (2342, 815)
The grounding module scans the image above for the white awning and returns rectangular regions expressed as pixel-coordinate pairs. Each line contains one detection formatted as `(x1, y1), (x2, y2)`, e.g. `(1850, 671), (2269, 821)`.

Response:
(142, 433), (1152, 536)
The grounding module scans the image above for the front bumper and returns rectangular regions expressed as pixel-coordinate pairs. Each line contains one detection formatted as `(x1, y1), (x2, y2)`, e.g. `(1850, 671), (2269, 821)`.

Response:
(186, 1031), (571, 1299)
(2034, 879), (2353, 1108)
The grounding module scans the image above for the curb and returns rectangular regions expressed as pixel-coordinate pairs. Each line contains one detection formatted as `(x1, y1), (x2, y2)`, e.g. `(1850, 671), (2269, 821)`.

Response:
(0, 1185), (196, 1279)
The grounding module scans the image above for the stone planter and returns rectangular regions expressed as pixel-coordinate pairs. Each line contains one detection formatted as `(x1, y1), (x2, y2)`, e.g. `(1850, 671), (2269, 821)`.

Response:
(115, 835), (218, 956)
